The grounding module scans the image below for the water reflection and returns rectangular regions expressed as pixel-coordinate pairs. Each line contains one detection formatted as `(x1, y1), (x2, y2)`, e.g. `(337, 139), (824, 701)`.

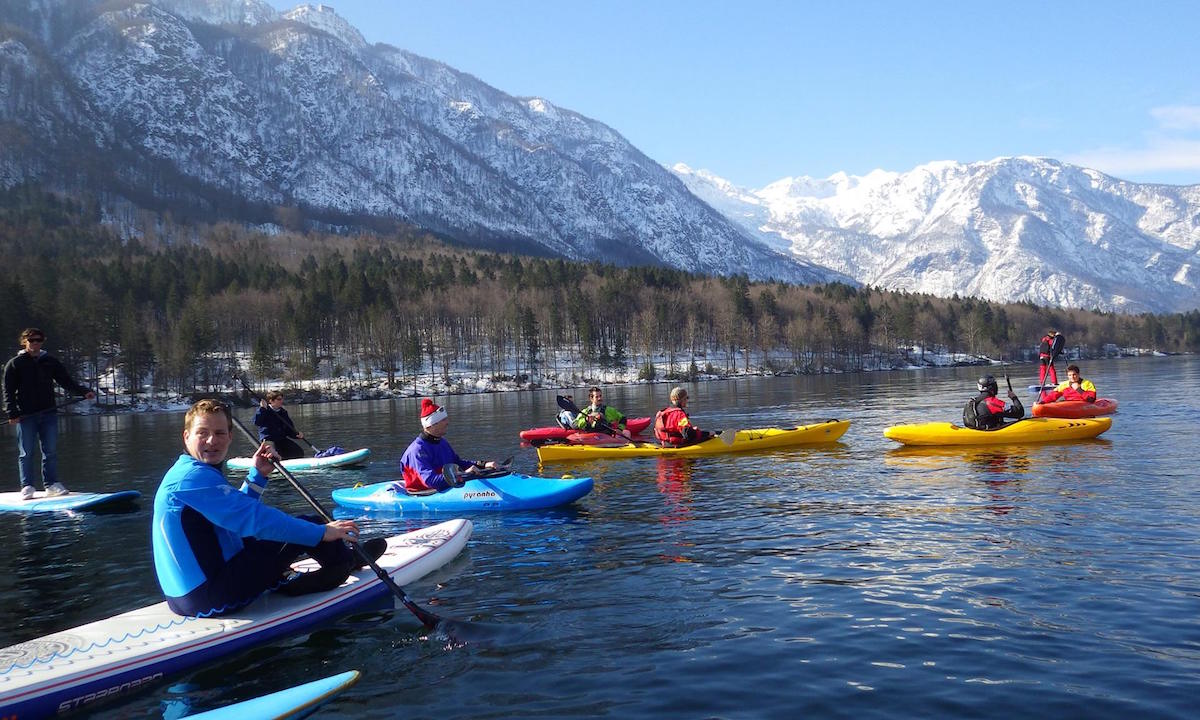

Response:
(655, 458), (694, 527)
(885, 445), (1036, 475)
(884, 438), (1112, 476)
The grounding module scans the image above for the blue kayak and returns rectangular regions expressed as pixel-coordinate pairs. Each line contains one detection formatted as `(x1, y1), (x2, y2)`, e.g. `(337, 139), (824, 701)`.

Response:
(184, 670), (360, 719)
(332, 473), (593, 513)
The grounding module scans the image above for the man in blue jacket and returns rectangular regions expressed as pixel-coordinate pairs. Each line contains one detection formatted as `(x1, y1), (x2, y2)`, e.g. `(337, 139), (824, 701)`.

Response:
(152, 399), (382, 617)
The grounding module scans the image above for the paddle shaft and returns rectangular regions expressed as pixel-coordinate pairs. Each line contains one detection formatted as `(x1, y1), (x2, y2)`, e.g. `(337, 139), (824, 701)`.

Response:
(13, 395), (91, 420)
(234, 373), (321, 452)
(1004, 374), (1025, 424)
(228, 414), (442, 629)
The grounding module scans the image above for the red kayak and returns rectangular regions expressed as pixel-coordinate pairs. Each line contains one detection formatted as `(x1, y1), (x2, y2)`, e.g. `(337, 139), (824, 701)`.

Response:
(1031, 398), (1118, 418)
(520, 416), (652, 442)
(565, 431), (647, 446)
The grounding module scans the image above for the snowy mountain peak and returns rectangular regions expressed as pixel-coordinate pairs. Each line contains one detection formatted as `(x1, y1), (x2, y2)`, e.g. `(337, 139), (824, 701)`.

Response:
(673, 163), (751, 198)
(673, 158), (1200, 313)
(0, 0), (839, 285)
(156, 0), (279, 27)
(282, 3), (366, 49)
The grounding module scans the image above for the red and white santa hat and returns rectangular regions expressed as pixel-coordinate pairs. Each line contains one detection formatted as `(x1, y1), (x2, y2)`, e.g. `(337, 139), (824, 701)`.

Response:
(420, 397), (448, 428)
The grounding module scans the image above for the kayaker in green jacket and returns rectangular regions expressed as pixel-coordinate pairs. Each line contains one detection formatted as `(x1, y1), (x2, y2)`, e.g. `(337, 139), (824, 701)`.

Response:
(572, 386), (630, 439)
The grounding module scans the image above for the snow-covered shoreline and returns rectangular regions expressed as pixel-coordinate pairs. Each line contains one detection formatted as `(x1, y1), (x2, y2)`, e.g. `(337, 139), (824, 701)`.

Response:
(65, 344), (1174, 416)
(66, 347), (1013, 415)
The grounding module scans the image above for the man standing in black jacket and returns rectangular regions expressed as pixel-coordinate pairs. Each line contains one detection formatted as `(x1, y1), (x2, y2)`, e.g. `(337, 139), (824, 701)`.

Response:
(2, 328), (94, 499)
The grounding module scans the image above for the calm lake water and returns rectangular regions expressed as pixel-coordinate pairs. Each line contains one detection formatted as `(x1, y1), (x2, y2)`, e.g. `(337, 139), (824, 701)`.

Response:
(2, 356), (1198, 719)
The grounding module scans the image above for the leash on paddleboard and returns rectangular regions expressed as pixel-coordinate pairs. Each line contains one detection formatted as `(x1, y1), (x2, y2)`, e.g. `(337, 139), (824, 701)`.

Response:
(228, 413), (444, 631)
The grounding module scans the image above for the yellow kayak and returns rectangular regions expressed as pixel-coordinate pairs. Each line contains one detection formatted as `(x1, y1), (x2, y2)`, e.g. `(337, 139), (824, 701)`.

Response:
(883, 417), (1112, 446)
(535, 420), (850, 462)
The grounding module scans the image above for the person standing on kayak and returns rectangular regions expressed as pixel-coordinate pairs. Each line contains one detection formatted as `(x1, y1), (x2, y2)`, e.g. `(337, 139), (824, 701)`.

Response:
(1037, 329), (1063, 387)
(153, 399), (384, 617)
(399, 398), (498, 494)
(253, 390), (305, 460)
(654, 386), (712, 447)
(572, 386), (630, 439)
(963, 375), (1024, 430)
(1040, 365), (1097, 403)
(3, 327), (95, 500)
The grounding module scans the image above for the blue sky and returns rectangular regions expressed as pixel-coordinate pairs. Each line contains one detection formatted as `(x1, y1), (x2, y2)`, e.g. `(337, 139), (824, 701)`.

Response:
(268, 1), (1200, 188)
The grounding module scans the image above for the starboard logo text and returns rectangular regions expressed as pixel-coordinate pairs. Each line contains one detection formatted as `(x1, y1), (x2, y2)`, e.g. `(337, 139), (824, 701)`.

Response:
(56, 672), (163, 712)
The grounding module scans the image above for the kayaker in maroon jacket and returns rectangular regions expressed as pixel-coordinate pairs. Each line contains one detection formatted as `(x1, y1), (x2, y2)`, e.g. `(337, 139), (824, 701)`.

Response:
(1040, 365), (1097, 403)
(963, 375), (1024, 430)
(654, 386), (711, 447)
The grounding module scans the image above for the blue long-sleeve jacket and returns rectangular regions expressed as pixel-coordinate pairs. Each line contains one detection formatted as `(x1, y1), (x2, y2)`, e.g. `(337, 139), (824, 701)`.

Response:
(152, 454), (324, 598)
(400, 433), (476, 493)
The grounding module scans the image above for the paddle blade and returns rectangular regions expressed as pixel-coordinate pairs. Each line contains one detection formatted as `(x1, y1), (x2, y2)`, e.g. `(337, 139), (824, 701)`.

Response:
(443, 464), (464, 488)
(717, 429), (738, 446)
(402, 597), (444, 630)
(556, 394), (581, 414)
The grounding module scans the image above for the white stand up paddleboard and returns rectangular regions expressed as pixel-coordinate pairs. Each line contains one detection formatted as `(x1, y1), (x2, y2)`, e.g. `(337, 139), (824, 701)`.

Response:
(0, 518), (471, 717)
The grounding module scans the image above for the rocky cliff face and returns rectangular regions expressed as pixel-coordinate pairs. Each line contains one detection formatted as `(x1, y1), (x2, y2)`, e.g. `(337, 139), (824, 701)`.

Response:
(0, 0), (836, 284)
(5, 1), (1195, 311)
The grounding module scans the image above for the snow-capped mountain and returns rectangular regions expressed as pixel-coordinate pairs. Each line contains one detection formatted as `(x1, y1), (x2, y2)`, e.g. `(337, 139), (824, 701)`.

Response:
(674, 159), (1200, 313)
(0, 0), (838, 284)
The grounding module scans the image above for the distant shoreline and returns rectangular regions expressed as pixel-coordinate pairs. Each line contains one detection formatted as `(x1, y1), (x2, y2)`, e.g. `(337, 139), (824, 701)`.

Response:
(62, 352), (1179, 417)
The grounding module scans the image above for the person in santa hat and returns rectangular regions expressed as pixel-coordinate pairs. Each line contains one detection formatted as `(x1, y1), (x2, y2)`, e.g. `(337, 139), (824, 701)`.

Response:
(397, 398), (498, 494)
